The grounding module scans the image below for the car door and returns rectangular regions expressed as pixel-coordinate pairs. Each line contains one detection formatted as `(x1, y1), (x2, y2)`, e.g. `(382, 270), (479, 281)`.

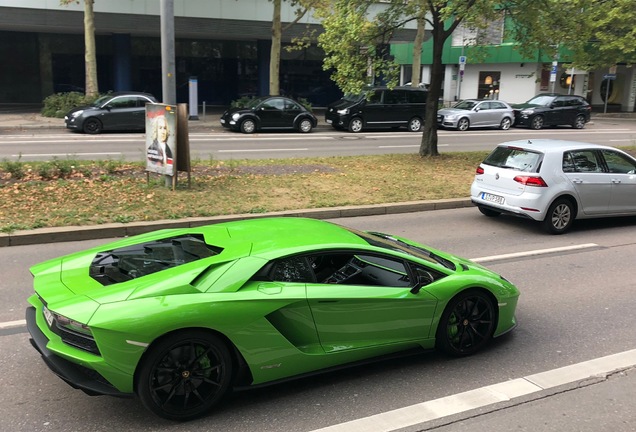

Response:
(305, 251), (438, 353)
(257, 97), (286, 128)
(562, 150), (611, 215)
(100, 96), (141, 130)
(362, 89), (386, 128)
(472, 101), (494, 127)
(282, 99), (303, 128)
(545, 96), (568, 126)
(599, 149), (636, 214)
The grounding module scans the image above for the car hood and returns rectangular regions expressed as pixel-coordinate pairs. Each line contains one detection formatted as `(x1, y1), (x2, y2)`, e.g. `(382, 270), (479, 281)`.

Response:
(328, 98), (361, 110)
(65, 105), (100, 116)
(222, 107), (253, 117)
(437, 108), (470, 116)
(511, 103), (543, 110)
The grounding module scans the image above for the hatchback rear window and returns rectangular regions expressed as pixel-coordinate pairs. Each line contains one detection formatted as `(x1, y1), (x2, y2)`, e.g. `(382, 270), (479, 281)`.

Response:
(483, 147), (543, 173)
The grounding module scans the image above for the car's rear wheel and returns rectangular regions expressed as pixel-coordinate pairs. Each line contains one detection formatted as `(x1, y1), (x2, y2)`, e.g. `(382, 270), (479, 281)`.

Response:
(436, 290), (496, 356)
(499, 117), (512, 130)
(408, 117), (422, 132)
(297, 118), (313, 133)
(573, 114), (586, 129)
(348, 117), (363, 133)
(240, 119), (256, 134)
(530, 116), (544, 130)
(83, 118), (103, 134)
(457, 117), (470, 131)
(136, 330), (233, 421)
(542, 198), (574, 234)
(479, 206), (501, 217)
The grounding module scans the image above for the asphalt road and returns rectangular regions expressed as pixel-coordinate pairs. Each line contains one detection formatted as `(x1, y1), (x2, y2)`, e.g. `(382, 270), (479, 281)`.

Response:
(2, 208), (635, 431)
(1, 118), (635, 161)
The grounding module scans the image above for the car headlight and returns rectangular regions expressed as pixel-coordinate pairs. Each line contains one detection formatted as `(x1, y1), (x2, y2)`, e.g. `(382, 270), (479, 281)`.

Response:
(55, 313), (93, 337)
(521, 109), (533, 115)
(71, 110), (84, 118)
(444, 114), (457, 120)
(231, 113), (241, 121)
(336, 108), (349, 115)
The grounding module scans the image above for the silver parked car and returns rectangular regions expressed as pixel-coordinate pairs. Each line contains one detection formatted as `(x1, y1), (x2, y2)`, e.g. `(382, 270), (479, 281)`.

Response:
(437, 99), (514, 131)
(471, 140), (636, 234)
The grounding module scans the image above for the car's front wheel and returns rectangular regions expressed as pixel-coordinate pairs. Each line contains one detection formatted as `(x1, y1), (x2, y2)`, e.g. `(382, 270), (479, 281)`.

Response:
(499, 117), (512, 130)
(348, 117), (363, 133)
(457, 117), (470, 131)
(408, 117), (422, 132)
(297, 118), (313, 133)
(436, 289), (496, 356)
(83, 118), (103, 134)
(530, 115), (544, 130)
(240, 118), (256, 134)
(573, 114), (586, 129)
(542, 198), (574, 234)
(136, 330), (233, 421)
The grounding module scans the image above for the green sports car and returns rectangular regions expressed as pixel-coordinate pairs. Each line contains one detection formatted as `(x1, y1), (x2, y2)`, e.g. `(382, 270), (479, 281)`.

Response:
(26, 217), (519, 420)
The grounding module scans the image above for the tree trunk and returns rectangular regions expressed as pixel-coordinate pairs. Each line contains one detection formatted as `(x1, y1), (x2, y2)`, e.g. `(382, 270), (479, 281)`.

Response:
(270, 0), (282, 96)
(84, 0), (99, 97)
(419, 23), (446, 157)
(411, 16), (426, 87)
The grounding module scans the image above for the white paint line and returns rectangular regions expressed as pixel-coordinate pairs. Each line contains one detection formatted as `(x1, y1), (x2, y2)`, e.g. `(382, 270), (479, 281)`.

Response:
(471, 243), (599, 263)
(13, 152), (122, 157)
(217, 148), (309, 153)
(309, 348), (636, 432)
(378, 145), (420, 148)
(0, 319), (26, 329)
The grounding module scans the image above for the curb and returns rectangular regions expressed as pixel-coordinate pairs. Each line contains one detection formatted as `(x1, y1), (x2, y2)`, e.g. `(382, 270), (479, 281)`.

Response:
(0, 198), (473, 247)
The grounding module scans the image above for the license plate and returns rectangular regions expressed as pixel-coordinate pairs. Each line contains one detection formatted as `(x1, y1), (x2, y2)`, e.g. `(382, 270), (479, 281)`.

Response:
(481, 192), (505, 205)
(326, 119), (332, 124)
(43, 306), (54, 328)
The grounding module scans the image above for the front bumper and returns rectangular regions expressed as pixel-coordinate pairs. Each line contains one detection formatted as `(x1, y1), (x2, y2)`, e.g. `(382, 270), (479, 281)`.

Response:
(26, 306), (131, 398)
(64, 116), (80, 130)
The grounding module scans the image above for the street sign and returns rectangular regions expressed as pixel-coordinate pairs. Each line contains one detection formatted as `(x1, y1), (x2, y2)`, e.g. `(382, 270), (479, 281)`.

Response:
(459, 55), (467, 64)
(603, 74), (616, 80)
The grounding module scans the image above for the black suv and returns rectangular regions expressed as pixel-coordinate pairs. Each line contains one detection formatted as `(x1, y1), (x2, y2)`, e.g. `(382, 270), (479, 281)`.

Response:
(512, 93), (591, 130)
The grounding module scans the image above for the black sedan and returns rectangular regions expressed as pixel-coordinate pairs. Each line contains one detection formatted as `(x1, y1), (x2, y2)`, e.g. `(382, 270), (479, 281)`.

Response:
(220, 96), (317, 134)
(65, 92), (157, 134)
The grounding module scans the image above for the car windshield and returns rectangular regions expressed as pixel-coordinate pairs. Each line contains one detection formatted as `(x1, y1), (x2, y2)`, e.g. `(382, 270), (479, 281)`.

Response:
(342, 93), (364, 102)
(91, 95), (112, 107)
(483, 146), (543, 172)
(342, 226), (456, 270)
(452, 100), (478, 110)
(525, 95), (556, 106)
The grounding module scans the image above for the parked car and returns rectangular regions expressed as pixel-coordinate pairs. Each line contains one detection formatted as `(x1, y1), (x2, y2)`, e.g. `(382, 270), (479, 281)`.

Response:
(220, 96), (317, 134)
(325, 86), (427, 133)
(26, 217), (519, 420)
(437, 99), (514, 131)
(471, 139), (636, 234)
(64, 92), (157, 134)
(512, 93), (591, 130)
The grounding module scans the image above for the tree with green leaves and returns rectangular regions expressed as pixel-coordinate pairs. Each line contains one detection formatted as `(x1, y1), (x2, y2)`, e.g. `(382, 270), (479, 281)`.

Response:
(60, 0), (99, 97)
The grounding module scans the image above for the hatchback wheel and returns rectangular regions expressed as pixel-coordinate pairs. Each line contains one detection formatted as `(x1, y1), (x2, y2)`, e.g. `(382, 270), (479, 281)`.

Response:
(408, 117), (422, 132)
(457, 118), (470, 131)
(297, 118), (313, 133)
(542, 198), (574, 234)
(240, 119), (256, 134)
(573, 114), (586, 129)
(348, 117), (363, 133)
(83, 118), (103, 134)
(436, 290), (496, 356)
(499, 117), (512, 130)
(530, 116), (544, 130)
(136, 331), (233, 421)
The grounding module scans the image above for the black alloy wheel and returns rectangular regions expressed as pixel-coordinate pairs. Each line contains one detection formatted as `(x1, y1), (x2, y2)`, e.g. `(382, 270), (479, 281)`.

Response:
(436, 290), (496, 356)
(136, 331), (233, 421)
(83, 118), (103, 134)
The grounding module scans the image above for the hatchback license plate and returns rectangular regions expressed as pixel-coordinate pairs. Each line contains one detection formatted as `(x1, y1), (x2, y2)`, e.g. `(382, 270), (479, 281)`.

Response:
(481, 192), (505, 205)
(43, 306), (54, 328)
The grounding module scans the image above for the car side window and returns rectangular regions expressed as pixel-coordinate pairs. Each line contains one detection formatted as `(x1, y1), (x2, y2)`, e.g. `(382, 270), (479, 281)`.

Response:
(491, 102), (506, 110)
(478, 102), (490, 110)
(307, 252), (411, 287)
(107, 97), (137, 109)
(261, 98), (285, 111)
(368, 90), (382, 104)
(269, 256), (315, 283)
(285, 100), (302, 111)
(563, 150), (602, 173)
(385, 90), (406, 105)
(601, 150), (636, 174)
(553, 97), (567, 107)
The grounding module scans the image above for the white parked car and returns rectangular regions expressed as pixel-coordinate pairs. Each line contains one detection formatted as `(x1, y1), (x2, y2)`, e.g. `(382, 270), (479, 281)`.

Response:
(471, 140), (636, 234)
(437, 99), (514, 131)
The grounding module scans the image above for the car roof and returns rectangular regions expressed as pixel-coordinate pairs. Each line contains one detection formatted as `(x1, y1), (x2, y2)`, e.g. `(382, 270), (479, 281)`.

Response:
(496, 139), (616, 153)
(107, 91), (156, 98)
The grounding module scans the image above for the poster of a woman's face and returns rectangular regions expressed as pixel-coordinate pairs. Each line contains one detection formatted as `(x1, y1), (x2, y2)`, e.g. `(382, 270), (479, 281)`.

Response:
(145, 104), (176, 175)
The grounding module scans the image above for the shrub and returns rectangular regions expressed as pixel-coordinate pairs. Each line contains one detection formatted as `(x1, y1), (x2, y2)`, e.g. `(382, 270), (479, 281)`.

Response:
(41, 92), (101, 118)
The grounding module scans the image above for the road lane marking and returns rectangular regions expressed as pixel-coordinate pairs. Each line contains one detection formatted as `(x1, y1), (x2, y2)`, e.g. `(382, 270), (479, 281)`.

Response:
(217, 148), (310, 153)
(0, 319), (26, 329)
(12, 152), (122, 157)
(309, 348), (636, 432)
(471, 243), (599, 263)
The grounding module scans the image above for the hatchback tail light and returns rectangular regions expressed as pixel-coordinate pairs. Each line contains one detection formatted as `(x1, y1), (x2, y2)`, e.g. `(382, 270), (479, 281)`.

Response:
(475, 166), (484, 175)
(514, 175), (548, 187)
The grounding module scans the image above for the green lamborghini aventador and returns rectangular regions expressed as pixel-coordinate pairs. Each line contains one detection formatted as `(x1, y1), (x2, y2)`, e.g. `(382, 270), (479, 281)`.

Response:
(26, 217), (519, 420)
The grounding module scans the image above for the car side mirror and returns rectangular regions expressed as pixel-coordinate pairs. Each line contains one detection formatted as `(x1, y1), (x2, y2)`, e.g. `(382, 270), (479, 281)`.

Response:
(410, 271), (435, 294)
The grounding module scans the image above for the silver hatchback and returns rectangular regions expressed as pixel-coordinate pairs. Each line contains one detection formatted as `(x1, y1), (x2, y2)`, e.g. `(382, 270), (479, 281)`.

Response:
(437, 99), (514, 131)
(471, 140), (636, 234)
